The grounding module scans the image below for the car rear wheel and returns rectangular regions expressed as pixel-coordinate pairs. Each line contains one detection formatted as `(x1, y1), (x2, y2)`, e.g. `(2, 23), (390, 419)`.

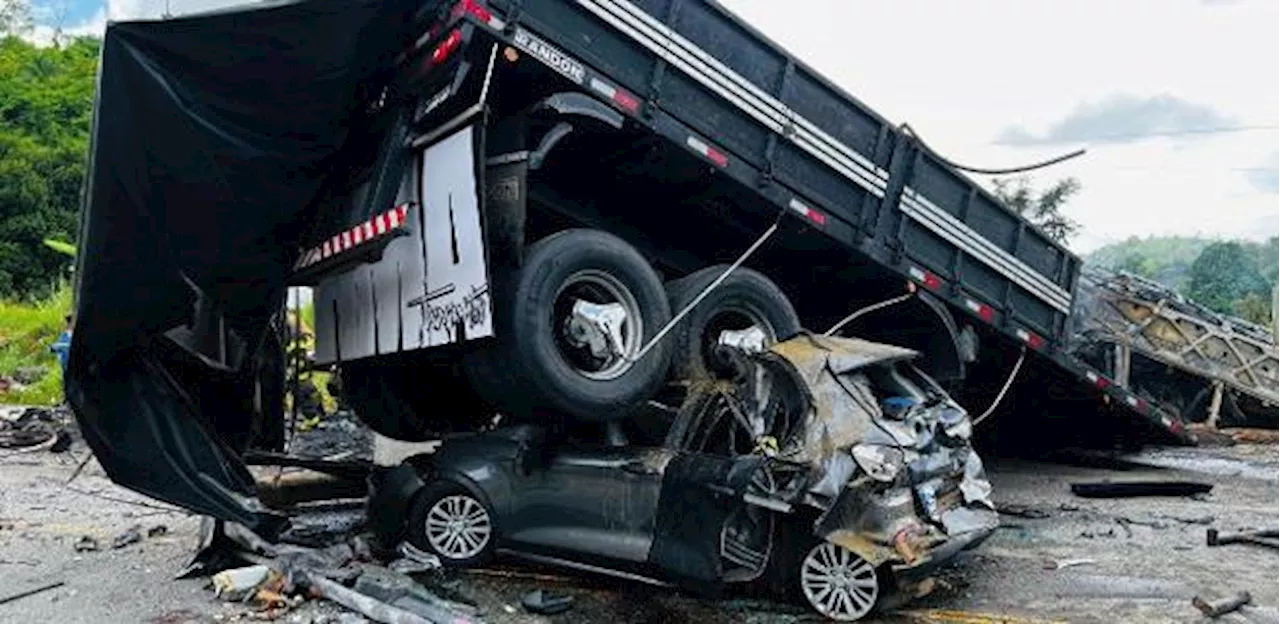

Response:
(467, 228), (674, 422)
(406, 481), (496, 567)
(798, 542), (880, 621)
(665, 265), (800, 381)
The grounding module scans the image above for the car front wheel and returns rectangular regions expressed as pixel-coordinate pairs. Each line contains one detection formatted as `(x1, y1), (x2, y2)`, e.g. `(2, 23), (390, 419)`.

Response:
(798, 542), (881, 621)
(406, 481), (496, 567)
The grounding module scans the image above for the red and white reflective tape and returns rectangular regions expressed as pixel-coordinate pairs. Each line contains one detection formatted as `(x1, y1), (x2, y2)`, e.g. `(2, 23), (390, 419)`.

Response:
(1085, 370), (1110, 389)
(451, 0), (505, 30)
(589, 77), (640, 113)
(907, 266), (943, 291)
(686, 135), (728, 167)
(1015, 327), (1045, 350)
(788, 198), (827, 226)
(964, 298), (995, 322)
(1124, 394), (1147, 412)
(296, 203), (411, 270)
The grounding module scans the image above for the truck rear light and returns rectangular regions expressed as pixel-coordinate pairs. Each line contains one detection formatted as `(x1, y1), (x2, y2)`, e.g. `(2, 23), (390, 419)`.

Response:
(430, 29), (463, 66)
(451, 0), (492, 23)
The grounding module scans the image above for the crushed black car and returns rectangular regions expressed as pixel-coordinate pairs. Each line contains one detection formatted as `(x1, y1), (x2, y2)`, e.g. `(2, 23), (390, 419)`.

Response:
(387, 333), (998, 621)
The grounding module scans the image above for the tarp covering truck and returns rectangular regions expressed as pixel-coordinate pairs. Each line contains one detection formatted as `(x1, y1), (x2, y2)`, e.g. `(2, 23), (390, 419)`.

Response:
(70, 0), (1234, 551)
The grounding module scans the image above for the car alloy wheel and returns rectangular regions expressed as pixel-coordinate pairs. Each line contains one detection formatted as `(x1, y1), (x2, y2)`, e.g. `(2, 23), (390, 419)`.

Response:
(799, 542), (879, 621)
(424, 493), (493, 561)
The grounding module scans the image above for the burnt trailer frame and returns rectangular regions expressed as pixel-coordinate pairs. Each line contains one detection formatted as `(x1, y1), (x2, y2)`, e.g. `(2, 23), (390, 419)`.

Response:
(402, 0), (1186, 439)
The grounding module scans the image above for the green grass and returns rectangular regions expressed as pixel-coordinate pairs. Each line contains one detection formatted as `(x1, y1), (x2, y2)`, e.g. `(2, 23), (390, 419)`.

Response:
(0, 283), (71, 405)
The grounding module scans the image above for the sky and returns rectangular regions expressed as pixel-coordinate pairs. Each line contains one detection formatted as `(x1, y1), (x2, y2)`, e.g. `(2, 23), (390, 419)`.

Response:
(32, 0), (1280, 255)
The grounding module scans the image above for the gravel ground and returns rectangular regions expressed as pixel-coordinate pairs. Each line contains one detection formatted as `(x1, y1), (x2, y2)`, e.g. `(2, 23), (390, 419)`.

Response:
(1, 427), (1275, 624)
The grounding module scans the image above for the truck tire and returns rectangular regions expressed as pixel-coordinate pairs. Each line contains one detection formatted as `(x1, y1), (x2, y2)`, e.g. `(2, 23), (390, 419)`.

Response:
(467, 228), (674, 422)
(665, 265), (800, 381)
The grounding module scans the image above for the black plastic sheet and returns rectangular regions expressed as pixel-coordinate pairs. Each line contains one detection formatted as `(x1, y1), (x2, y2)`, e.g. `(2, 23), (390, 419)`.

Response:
(68, 0), (421, 533)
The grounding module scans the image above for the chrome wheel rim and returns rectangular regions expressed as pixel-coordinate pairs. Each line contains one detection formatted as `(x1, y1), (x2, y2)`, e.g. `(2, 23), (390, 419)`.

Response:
(554, 269), (644, 381)
(425, 494), (492, 560)
(800, 542), (879, 621)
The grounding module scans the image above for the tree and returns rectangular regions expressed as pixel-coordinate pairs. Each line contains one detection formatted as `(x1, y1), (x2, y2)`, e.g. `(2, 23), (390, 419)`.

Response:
(990, 175), (1082, 244)
(1233, 292), (1274, 328)
(0, 35), (99, 299)
(0, 0), (32, 37)
(1185, 241), (1268, 314)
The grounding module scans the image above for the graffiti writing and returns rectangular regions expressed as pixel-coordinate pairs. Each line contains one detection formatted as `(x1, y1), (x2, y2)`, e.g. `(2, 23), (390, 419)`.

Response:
(422, 283), (490, 334)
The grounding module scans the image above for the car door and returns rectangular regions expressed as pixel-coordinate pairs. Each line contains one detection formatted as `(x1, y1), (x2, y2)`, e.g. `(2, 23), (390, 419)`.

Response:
(501, 433), (669, 568)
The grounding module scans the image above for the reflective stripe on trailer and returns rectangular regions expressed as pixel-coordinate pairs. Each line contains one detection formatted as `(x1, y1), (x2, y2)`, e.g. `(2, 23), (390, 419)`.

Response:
(295, 203), (411, 271)
(787, 198), (827, 227)
(1014, 328), (1045, 350)
(907, 266), (943, 291)
(685, 135), (728, 167)
(589, 77), (641, 113)
(964, 298), (995, 322)
(1085, 370), (1111, 389)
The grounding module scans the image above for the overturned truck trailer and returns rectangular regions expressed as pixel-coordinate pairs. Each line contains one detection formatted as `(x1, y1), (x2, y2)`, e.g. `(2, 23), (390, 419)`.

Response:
(69, 0), (1193, 537)
(1072, 267), (1278, 429)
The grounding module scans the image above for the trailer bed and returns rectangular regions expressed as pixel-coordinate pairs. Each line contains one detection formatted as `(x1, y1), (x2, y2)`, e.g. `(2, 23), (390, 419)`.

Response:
(471, 0), (1188, 439)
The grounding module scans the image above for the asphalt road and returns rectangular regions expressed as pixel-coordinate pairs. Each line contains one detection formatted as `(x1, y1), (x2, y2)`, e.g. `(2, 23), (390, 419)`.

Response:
(1, 438), (1275, 624)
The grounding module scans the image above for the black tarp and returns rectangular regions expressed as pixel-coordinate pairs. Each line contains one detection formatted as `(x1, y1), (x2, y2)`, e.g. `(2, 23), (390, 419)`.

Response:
(68, 0), (423, 534)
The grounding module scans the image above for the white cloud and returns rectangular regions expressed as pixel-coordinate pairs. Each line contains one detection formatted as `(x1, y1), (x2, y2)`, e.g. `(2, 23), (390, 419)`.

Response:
(718, 0), (1278, 253)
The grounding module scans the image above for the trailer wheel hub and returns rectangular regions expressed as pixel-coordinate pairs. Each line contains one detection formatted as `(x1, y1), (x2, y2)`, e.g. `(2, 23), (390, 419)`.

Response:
(554, 269), (643, 381)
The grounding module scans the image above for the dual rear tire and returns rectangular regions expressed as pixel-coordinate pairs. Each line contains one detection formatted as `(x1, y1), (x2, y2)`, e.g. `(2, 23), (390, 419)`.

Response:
(469, 229), (801, 422)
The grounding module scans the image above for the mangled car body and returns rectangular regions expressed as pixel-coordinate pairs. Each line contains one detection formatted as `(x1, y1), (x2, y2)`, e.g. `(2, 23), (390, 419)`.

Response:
(393, 333), (997, 621)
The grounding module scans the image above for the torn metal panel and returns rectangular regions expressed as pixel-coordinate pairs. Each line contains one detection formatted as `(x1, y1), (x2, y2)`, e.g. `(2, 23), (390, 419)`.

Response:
(1071, 267), (1278, 427)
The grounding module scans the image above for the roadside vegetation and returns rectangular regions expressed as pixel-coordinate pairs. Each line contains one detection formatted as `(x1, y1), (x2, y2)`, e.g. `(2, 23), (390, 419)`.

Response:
(0, 282), (69, 405)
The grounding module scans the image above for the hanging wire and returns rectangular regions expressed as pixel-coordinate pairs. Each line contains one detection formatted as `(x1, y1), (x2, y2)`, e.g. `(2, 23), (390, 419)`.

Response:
(972, 347), (1027, 427)
(899, 123), (1086, 175)
(824, 291), (917, 337)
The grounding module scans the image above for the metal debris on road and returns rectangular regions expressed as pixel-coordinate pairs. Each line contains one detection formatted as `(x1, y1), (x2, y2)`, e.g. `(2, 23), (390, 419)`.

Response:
(1206, 528), (1279, 549)
(73, 535), (100, 552)
(1069, 480), (1213, 498)
(112, 524), (144, 549)
(520, 589), (574, 615)
(1043, 558), (1096, 571)
(1192, 591), (1252, 618)
(0, 580), (65, 606)
(148, 524), (170, 537)
(997, 503), (1051, 519)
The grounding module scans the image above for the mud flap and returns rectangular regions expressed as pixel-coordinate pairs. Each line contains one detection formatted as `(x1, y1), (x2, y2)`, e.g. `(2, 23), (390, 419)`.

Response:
(646, 453), (764, 594)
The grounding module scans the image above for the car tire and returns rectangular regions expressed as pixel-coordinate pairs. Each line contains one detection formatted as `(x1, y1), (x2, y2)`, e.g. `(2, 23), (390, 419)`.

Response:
(467, 228), (674, 422)
(665, 265), (801, 381)
(406, 480), (496, 568)
(796, 541), (882, 621)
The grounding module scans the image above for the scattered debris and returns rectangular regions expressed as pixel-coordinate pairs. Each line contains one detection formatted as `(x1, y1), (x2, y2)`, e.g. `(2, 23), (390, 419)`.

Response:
(1070, 480), (1213, 498)
(1116, 516), (1169, 530)
(1043, 558), (1096, 571)
(304, 571), (482, 624)
(1155, 514), (1214, 526)
(74, 535), (101, 552)
(112, 524), (144, 549)
(520, 589), (574, 615)
(997, 504), (1051, 519)
(1221, 428), (1279, 444)
(1192, 591), (1252, 618)
(0, 580), (65, 606)
(1206, 528), (1279, 549)
(213, 565), (273, 601)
